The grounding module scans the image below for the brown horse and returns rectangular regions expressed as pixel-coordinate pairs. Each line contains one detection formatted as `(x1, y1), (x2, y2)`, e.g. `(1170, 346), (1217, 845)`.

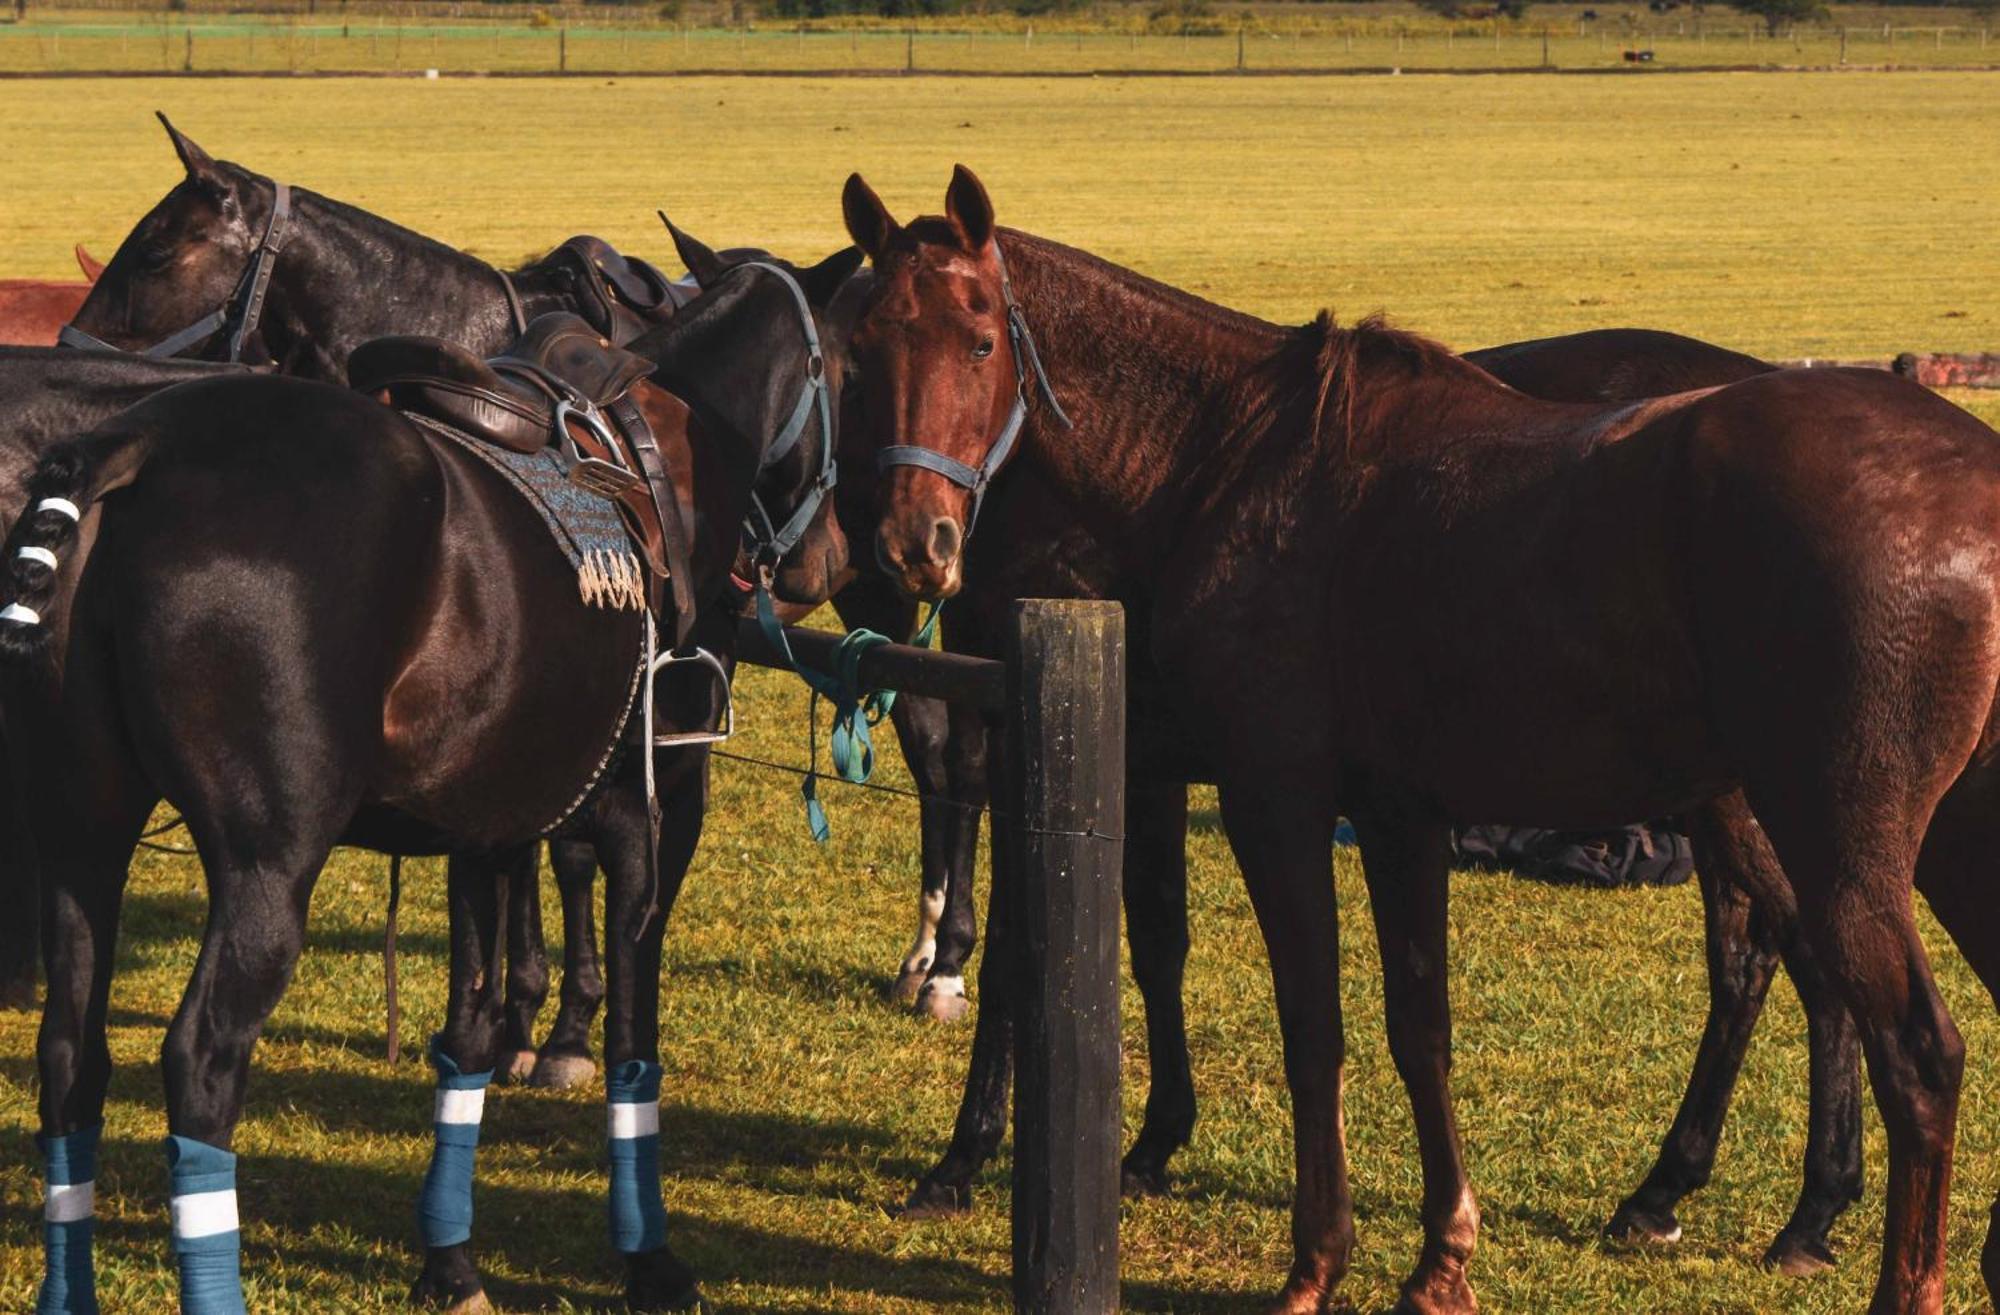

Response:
(843, 166), (2000, 1315)
(0, 247), (101, 346)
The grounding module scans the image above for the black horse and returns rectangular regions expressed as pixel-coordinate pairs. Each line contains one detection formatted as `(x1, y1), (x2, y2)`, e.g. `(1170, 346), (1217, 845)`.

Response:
(56, 115), (699, 1087)
(4, 249), (856, 1314)
(0, 349), (246, 1008)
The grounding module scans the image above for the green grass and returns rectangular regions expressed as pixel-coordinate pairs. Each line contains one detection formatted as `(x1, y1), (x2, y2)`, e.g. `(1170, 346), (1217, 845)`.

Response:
(2, 70), (2000, 1311)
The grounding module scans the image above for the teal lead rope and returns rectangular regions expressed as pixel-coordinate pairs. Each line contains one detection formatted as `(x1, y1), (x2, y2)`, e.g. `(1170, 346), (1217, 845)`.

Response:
(755, 585), (941, 841)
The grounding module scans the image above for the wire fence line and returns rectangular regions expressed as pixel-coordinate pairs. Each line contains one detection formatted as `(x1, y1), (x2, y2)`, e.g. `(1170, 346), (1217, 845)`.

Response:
(1, 18), (1995, 74)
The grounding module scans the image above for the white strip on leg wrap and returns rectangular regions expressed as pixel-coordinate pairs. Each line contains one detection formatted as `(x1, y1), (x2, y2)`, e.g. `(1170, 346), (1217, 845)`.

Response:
(17, 546), (57, 569)
(608, 1101), (659, 1140)
(0, 603), (41, 625)
(170, 1189), (239, 1239)
(434, 1086), (487, 1125)
(35, 498), (82, 523)
(44, 1180), (94, 1222)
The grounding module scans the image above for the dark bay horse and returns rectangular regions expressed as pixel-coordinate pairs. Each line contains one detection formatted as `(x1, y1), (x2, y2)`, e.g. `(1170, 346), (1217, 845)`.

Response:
(3, 255), (854, 1314)
(0, 350), (247, 1008)
(844, 167), (2000, 1315)
(59, 116), (703, 1086)
(843, 270), (1858, 1269)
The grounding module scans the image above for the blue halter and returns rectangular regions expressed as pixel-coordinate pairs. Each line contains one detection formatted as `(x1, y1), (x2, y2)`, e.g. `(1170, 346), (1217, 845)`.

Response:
(735, 260), (838, 570)
(872, 241), (1070, 537)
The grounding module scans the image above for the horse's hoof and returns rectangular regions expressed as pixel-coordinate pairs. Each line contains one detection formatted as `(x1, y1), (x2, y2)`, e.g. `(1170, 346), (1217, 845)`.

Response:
(1394, 1269), (1478, 1315)
(410, 1273), (490, 1312)
(498, 1049), (539, 1084)
(1120, 1160), (1172, 1199)
(1762, 1232), (1837, 1278)
(893, 1177), (972, 1220)
(1258, 1282), (1336, 1315)
(914, 979), (970, 1023)
(1603, 1200), (1683, 1247)
(887, 966), (929, 1007)
(528, 1052), (597, 1090)
(626, 1243), (703, 1312)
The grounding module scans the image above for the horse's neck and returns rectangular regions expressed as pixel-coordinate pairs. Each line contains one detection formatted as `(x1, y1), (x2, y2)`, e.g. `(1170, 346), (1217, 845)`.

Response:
(1003, 233), (1290, 549)
(262, 189), (521, 381)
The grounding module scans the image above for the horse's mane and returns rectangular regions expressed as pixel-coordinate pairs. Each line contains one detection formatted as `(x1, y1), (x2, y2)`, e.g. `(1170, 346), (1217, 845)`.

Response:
(988, 226), (1280, 339)
(1299, 310), (1463, 459)
(213, 158), (500, 274)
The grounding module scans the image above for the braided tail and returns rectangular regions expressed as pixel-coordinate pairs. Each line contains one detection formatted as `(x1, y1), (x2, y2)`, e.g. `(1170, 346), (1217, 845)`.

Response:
(0, 425), (158, 665)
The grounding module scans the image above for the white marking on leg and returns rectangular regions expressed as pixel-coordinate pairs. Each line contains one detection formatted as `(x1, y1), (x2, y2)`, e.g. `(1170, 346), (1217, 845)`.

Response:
(901, 888), (946, 978)
(923, 973), (966, 1000)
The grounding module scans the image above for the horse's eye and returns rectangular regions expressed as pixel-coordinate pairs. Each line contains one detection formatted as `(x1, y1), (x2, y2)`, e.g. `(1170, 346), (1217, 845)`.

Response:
(973, 337), (995, 360)
(140, 246), (174, 271)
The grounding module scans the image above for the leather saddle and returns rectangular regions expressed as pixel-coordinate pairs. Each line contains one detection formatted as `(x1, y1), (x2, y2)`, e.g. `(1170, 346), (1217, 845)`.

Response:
(552, 236), (685, 345)
(351, 314), (653, 456)
(351, 312), (696, 638)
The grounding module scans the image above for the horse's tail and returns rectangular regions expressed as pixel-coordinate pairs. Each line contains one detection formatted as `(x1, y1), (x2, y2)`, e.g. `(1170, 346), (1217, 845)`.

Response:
(0, 423), (160, 665)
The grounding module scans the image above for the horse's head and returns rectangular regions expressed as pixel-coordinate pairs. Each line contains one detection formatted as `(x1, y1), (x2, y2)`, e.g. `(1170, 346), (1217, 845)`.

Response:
(67, 114), (287, 363)
(842, 165), (1041, 603)
(654, 219), (865, 608)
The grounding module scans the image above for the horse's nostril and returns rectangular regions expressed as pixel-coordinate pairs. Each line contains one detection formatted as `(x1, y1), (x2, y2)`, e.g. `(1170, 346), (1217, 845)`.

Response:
(928, 517), (963, 566)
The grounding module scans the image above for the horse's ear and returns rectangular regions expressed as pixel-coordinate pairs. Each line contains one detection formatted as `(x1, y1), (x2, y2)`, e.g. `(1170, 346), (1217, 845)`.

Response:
(797, 245), (865, 309)
(156, 111), (226, 192)
(74, 245), (103, 282)
(944, 164), (995, 253)
(659, 212), (727, 287)
(842, 173), (897, 261)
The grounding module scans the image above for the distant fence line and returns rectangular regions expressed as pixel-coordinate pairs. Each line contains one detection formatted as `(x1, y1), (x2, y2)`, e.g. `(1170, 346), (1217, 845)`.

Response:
(0, 17), (1995, 73)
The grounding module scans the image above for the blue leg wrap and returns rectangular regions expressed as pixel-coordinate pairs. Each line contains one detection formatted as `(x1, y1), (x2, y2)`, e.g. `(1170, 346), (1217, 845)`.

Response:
(37, 1126), (100, 1315)
(418, 1038), (494, 1249)
(606, 1060), (667, 1253)
(164, 1134), (245, 1315)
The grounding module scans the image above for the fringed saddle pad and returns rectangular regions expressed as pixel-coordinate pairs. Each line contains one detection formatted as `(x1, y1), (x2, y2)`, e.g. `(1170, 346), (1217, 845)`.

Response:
(408, 412), (647, 611)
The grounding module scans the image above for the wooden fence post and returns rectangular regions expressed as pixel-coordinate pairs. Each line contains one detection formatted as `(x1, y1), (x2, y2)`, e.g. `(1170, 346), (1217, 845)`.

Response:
(1007, 599), (1125, 1315)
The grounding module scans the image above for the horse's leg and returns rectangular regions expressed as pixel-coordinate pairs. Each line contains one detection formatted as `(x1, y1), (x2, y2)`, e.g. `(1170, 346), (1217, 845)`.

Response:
(1353, 807), (1477, 1315)
(598, 752), (706, 1313)
(1902, 763), (2000, 1310)
(496, 845), (549, 1084)
(532, 837), (605, 1089)
(29, 757), (153, 1315)
(914, 700), (988, 1023)
(1120, 780), (1195, 1199)
(160, 821), (343, 1315)
(1754, 798), (1960, 1315)
(409, 848), (517, 1315)
(1217, 782), (1349, 1315)
(1765, 911), (1865, 1275)
(901, 713), (1014, 1217)
(0, 741), (40, 1010)
(883, 691), (961, 1013)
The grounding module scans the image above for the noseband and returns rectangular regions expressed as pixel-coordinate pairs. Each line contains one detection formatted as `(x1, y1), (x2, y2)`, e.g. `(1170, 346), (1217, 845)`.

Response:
(872, 242), (1070, 537)
(60, 183), (296, 364)
(735, 261), (838, 572)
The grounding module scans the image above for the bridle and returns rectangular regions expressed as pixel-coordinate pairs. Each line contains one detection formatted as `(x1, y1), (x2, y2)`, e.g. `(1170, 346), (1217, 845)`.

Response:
(735, 260), (838, 574)
(872, 240), (1070, 538)
(59, 182), (296, 364)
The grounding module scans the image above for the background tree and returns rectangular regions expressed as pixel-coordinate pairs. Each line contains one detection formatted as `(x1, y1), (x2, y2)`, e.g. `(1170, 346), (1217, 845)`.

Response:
(1729, 0), (1827, 36)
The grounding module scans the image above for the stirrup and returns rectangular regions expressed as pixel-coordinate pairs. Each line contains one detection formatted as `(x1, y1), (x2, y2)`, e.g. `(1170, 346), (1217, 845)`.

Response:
(649, 646), (733, 747)
(555, 398), (642, 498)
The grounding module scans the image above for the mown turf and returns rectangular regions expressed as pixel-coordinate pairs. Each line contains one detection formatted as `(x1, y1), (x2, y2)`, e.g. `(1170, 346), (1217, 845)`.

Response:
(2, 71), (1999, 1313)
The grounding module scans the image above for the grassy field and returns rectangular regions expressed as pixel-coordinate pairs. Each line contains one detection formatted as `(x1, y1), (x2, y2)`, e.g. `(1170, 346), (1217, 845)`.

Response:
(3, 71), (2000, 1312)
(1, 18), (1996, 74)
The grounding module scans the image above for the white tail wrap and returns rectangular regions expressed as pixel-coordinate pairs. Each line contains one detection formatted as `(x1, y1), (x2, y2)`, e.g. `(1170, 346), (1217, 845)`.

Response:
(169, 1189), (239, 1239)
(434, 1086), (487, 1126)
(608, 1101), (660, 1140)
(17, 546), (57, 569)
(0, 603), (42, 625)
(44, 1180), (94, 1223)
(35, 497), (82, 524)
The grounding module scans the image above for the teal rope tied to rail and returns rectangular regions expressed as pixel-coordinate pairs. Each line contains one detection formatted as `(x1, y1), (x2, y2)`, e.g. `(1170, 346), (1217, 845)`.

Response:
(755, 584), (942, 841)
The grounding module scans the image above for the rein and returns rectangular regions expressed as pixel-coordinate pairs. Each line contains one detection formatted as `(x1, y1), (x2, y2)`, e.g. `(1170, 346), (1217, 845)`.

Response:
(873, 240), (1070, 537)
(60, 182), (295, 364)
